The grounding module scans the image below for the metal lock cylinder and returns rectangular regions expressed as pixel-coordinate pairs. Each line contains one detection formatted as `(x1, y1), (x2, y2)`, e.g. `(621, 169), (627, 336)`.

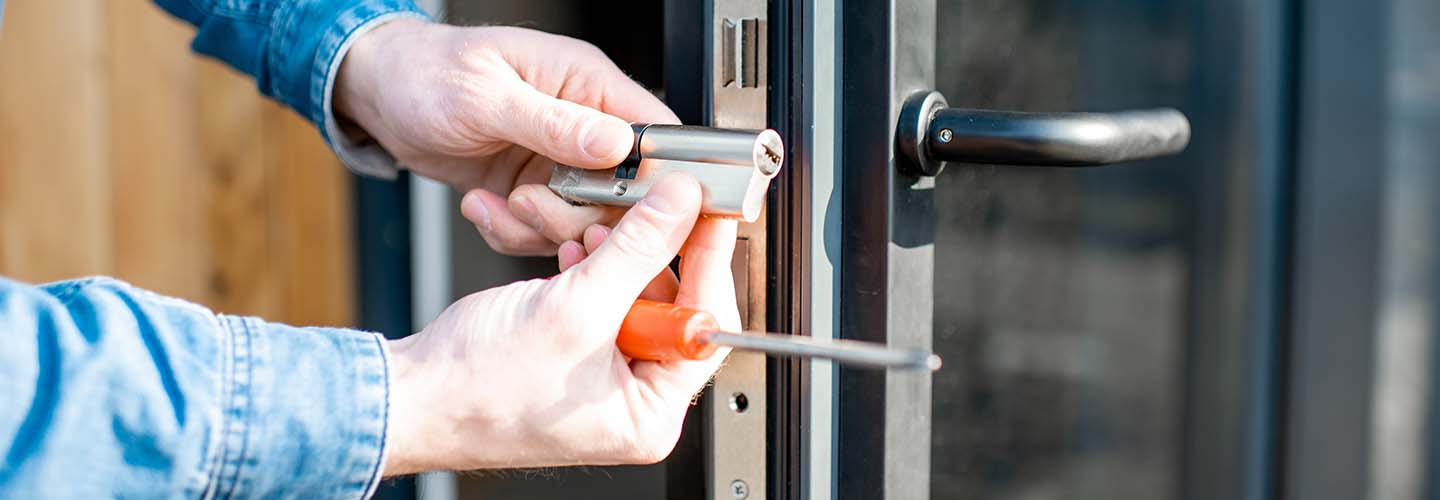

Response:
(548, 124), (784, 222)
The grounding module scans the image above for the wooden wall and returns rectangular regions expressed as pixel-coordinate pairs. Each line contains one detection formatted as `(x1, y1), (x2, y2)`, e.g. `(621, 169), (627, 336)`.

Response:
(0, 0), (356, 327)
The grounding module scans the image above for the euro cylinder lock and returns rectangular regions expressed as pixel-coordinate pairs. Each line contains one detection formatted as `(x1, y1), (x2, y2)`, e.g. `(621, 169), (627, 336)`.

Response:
(548, 124), (784, 222)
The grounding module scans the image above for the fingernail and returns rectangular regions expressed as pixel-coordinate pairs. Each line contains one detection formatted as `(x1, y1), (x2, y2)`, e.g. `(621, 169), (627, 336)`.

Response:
(639, 174), (696, 215)
(590, 224), (610, 240)
(584, 224), (610, 249)
(581, 119), (632, 162)
(461, 192), (491, 232)
(558, 240), (584, 266)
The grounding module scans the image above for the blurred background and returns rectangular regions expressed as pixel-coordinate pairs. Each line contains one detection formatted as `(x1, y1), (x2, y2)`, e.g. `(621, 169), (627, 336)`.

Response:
(930, 1), (1439, 499)
(4, 1), (1440, 500)
(0, 0), (355, 329)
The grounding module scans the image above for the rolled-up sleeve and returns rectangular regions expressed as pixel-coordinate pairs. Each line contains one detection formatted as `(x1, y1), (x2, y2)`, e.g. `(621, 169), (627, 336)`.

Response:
(0, 277), (391, 498)
(151, 0), (430, 179)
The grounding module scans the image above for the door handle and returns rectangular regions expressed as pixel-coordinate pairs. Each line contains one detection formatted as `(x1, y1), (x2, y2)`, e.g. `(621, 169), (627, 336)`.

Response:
(897, 91), (1192, 176)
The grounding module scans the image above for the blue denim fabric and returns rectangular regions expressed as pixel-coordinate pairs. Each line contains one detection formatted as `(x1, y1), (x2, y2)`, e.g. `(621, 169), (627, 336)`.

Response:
(151, 0), (430, 178)
(0, 277), (391, 498)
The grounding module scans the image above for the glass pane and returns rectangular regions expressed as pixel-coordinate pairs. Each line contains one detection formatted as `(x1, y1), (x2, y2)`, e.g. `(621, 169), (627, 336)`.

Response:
(1372, 0), (1440, 497)
(929, 1), (1272, 498)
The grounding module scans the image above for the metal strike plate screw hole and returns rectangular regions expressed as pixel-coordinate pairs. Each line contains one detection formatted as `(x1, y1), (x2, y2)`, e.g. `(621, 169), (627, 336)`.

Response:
(937, 128), (954, 143)
(612, 181), (628, 196)
(729, 392), (749, 413)
(730, 479), (750, 499)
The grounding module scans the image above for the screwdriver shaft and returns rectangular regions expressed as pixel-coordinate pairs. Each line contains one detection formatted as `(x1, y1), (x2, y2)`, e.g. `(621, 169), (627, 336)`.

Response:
(701, 331), (941, 371)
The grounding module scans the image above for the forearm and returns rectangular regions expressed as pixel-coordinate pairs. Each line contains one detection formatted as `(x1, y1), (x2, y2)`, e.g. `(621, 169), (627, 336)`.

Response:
(0, 277), (390, 497)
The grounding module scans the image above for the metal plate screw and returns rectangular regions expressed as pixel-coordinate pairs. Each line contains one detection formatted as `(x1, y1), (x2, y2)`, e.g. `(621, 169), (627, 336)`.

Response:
(937, 128), (954, 143)
(729, 392), (749, 413)
(730, 479), (750, 499)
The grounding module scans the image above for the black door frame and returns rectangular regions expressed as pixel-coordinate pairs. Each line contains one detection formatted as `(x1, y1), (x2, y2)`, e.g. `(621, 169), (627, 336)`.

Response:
(835, 0), (938, 499)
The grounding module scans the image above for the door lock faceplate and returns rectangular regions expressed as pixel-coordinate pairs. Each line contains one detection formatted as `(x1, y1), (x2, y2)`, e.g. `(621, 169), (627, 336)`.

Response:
(548, 124), (784, 222)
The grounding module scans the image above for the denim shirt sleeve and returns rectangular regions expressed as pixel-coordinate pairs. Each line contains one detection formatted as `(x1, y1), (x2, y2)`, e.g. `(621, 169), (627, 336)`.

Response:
(151, 0), (430, 179)
(0, 277), (391, 498)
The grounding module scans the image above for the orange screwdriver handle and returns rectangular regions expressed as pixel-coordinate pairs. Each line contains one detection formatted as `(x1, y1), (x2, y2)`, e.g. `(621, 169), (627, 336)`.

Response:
(618, 300), (721, 361)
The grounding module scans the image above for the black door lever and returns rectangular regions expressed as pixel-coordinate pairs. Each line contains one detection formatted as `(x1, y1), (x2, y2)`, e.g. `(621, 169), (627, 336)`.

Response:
(896, 91), (1191, 176)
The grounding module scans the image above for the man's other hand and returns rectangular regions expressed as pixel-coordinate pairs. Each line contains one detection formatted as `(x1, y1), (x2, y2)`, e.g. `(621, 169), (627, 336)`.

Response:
(335, 20), (678, 256)
(380, 175), (740, 474)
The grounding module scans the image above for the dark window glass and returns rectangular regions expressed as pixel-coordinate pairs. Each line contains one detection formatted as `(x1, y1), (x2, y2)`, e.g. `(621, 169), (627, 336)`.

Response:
(930, 1), (1275, 498)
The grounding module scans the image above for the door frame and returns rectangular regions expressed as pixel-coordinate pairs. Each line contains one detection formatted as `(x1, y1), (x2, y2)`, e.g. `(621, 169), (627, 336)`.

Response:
(835, 0), (938, 499)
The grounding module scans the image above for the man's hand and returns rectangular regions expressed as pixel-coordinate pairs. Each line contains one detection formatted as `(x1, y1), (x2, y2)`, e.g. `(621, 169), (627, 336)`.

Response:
(381, 175), (740, 474)
(335, 20), (677, 255)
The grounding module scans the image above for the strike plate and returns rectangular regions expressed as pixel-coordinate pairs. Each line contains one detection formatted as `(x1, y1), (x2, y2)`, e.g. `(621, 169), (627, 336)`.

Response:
(706, 0), (768, 499)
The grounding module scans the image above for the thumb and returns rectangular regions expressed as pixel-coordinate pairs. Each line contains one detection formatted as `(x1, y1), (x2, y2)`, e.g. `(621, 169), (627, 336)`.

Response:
(564, 174), (702, 311)
(496, 84), (634, 168)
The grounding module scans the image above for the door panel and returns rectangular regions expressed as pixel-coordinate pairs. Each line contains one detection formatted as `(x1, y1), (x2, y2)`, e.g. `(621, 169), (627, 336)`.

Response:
(928, 1), (1282, 499)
